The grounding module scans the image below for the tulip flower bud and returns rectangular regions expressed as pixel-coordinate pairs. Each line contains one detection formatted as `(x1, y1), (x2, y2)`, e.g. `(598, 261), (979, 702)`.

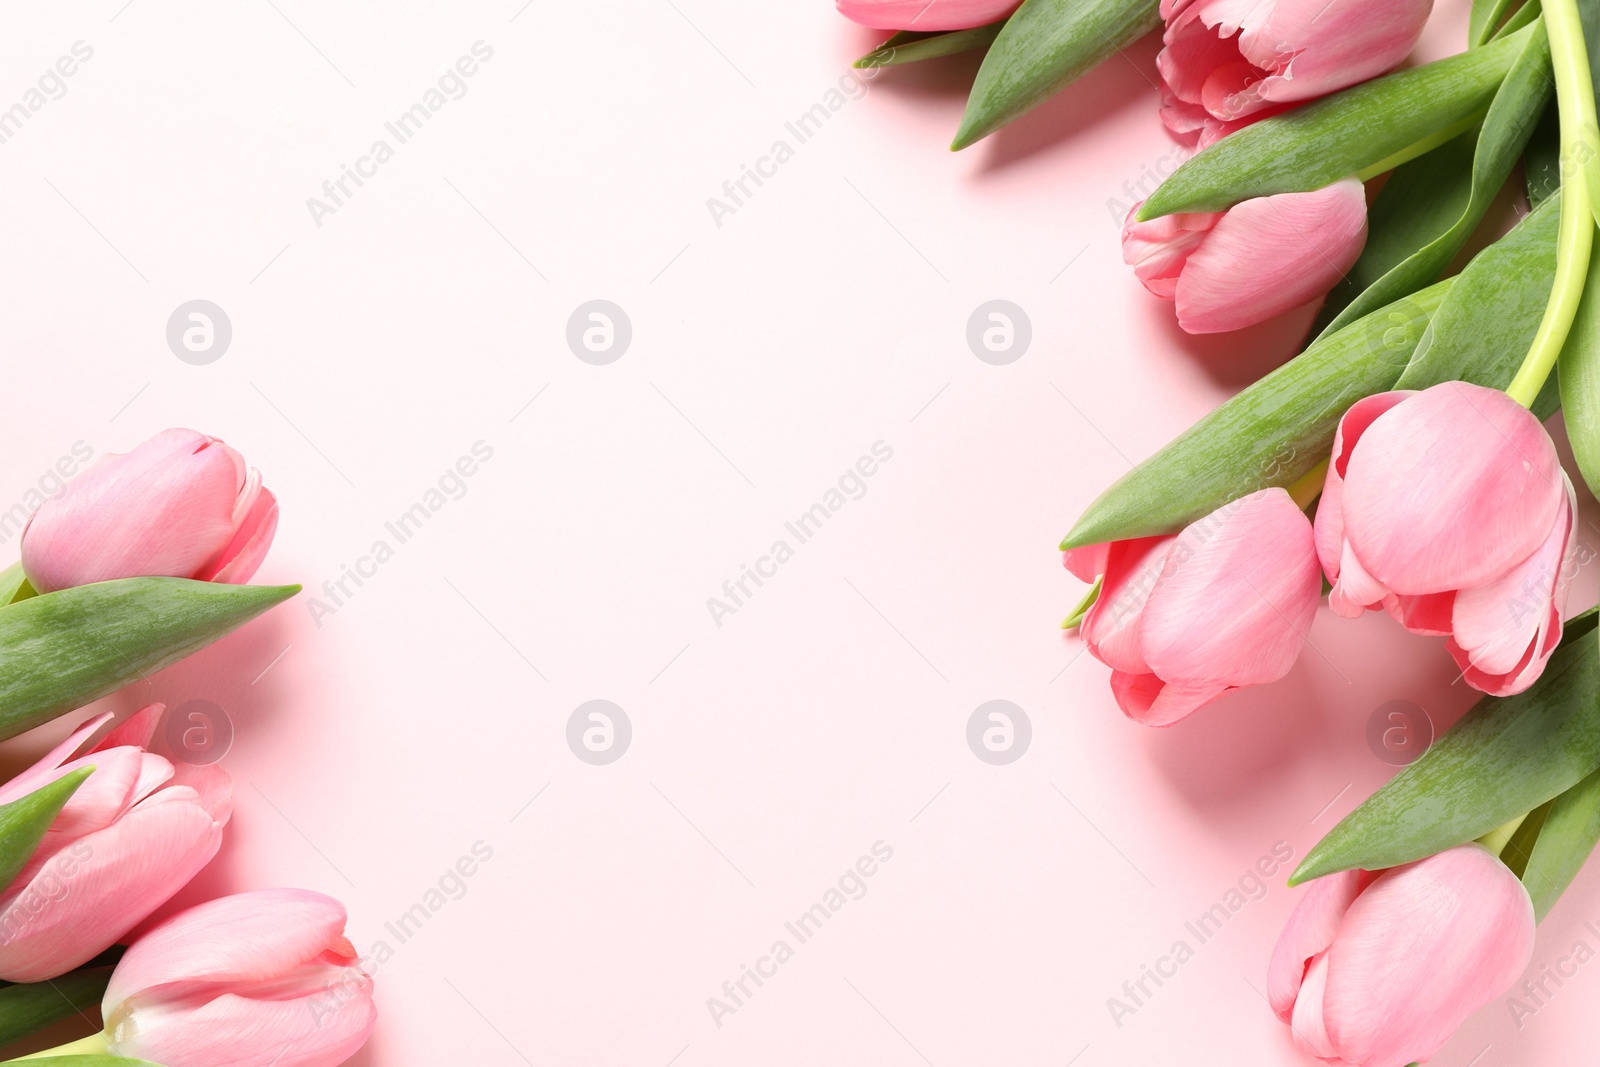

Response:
(1066, 487), (1320, 725)
(1122, 179), (1368, 333)
(1268, 844), (1533, 1065)
(0, 705), (229, 983)
(93, 888), (376, 1067)
(20, 428), (278, 594)
(1316, 382), (1578, 695)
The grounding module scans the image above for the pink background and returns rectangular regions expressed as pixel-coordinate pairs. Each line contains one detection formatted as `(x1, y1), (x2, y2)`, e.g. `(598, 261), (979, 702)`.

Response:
(0, 0), (1594, 1063)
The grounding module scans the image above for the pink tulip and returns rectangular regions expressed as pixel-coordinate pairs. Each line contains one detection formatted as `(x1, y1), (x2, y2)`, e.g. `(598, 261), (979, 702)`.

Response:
(1065, 487), (1320, 726)
(1158, 0), (1432, 132)
(0, 705), (229, 982)
(1316, 383), (1577, 696)
(97, 888), (375, 1067)
(1268, 844), (1534, 1065)
(835, 0), (1018, 30)
(1122, 179), (1367, 333)
(21, 427), (278, 594)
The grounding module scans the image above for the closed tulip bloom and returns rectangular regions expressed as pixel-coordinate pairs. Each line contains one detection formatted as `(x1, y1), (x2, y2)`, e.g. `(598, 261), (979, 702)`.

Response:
(1267, 844), (1534, 1065)
(0, 705), (230, 982)
(1065, 487), (1320, 726)
(1122, 180), (1368, 333)
(835, 0), (1017, 30)
(97, 888), (376, 1067)
(21, 427), (278, 593)
(1158, 0), (1432, 131)
(1316, 383), (1577, 695)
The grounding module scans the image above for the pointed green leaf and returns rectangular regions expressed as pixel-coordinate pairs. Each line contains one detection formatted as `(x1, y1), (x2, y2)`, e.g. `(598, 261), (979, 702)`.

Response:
(1394, 191), (1563, 417)
(855, 23), (1003, 68)
(1292, 623), (1600, 885)
(1523, 764), (1600, 920)
(1138, 24), (1535, 219)
(0, 769), (91, 891)
(0, 951), (120, 1048)
(0, 578), (298, 742)
(1060, 281), (1449, 549)
(1315, 20), (1552, 339)
(951, 0), (1158, 150)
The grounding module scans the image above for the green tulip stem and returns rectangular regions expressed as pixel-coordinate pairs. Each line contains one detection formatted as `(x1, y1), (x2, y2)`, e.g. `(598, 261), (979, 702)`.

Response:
(8, 1032), (109, 1060)
(1287, 460), (1329, 510)
(1507, 0), (1598, 408)
(1354, 113), (1485, 183)
(1478, 812), (1530, 855)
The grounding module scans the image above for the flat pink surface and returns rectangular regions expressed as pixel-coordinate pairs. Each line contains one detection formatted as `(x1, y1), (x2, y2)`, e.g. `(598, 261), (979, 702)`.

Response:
(0, 1), (1593, 1064)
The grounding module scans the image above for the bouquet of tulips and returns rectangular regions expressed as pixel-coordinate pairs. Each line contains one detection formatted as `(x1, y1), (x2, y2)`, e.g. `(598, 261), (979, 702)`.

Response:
(0, 430), (373, 1067)
(849, 0), (1600, 1061)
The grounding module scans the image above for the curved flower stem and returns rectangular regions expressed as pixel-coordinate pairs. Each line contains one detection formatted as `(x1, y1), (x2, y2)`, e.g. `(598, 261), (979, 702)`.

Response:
(1507, 0), (1599, 407)
(1287, 460), (1328, 510)
(1478, 813), (1530, 855)
(6, 1032), (109, 1061)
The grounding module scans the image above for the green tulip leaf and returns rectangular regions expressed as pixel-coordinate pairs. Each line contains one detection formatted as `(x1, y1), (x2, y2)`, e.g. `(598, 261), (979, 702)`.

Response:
(0, 768), (90, 892)
(1316, 19), (1552, 339)
(951, 0), (1158, 150)
(1314, 130), (1479, 338)
(1394, 191), (1563, 417)
(855, 23), (1004, 68)
(1473, 0), (1526, 46)
(1560, 168), (1600, 499)
(1138, 24), (1535, 219)
(0, 951), (121, 1049)
(1292, 620), (1600, 885)
(0, 578), (298, 743)
(1522, 764), (1600, 921)
(1060, 281), (1450, 549)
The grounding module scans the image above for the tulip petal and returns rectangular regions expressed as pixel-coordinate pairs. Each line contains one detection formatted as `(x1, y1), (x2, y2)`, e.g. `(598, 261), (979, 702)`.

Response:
(1122, 204), (1222, 299)
(1321, 844), (1534, 1066)
(21, 429), (244, 592)
(1078, 536), (1173, 675)
(1449, 475), (1576, 695)
(1174, 179), (1368, 333)
(1237, 0), (1434, 110)
(1315, 391), (1414, 583)
(1287, 953), (1340, 1060)
(0, 713), (114, 808)
(107, 888), (351, 1014)
(1266, 867), (1368, 1020)
(96, 704), (164, 753)
(1329, 540), (1390, 617)
(120, 982), (376, 1067)
(1140, 488), (1320, 688)
(834, 0), (1018, 30)
(1111, 671), (1229, 726)
(1062, 543), (1109, 584)
(202, 487), (279, 585)
(1386, 590), (1455, 636)
(1339, 382), (1565, 594)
